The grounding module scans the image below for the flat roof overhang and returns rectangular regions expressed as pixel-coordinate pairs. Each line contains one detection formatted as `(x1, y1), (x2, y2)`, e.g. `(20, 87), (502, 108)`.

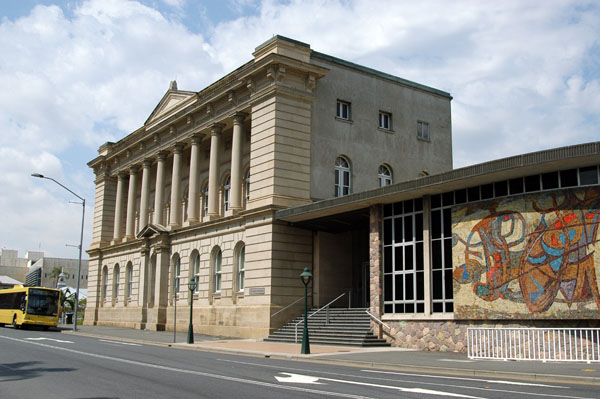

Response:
(276, 141), (600, 230)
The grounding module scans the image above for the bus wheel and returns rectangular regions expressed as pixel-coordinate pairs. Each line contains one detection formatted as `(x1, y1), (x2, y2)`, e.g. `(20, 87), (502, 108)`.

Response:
(0, 323), (5, 328)
(12, 315), (19, 329)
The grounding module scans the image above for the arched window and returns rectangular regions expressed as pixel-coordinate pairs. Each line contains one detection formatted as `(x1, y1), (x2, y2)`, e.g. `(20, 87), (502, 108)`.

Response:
(126, 262), (133, 300)
(102, 266), (108, 301)
(223, 175), (231, 213)
(213, 248), (222, 293)
(113, 265), (120, 300)
(173, 256), (181, 299)
(192, 251), (200, 293)
(335, 156), (351, 197)
(378, 164), (393, 187)
(237, 245), (245, 292)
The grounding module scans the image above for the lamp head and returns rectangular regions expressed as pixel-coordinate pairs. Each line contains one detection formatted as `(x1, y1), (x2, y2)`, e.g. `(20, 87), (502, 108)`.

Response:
(31, 173), (45, 178)
(300, 267), (312, 286)
(188, 277), (197, 292)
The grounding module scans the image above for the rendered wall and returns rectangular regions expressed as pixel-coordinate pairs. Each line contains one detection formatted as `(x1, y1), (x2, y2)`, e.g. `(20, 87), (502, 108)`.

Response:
(453, 187), (600, 320)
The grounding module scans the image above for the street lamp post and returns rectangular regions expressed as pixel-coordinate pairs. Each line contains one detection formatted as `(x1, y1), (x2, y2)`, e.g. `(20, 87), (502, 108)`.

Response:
(32, 173), (85, 332)
(187, 278), (197, 344)
(300, 267), (312, 355)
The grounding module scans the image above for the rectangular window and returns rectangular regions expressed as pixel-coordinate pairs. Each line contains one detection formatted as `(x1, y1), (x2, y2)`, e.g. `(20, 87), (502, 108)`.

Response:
(430, 195), (454, 313)
(336, 100), (351, 120)
(379, 112), (391, 130)
(383, 199), (425, 314)
(417, 121), (430, 140)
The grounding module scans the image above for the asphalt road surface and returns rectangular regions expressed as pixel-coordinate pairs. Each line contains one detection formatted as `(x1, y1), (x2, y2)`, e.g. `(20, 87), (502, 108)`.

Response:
(1, 326), (599, 399)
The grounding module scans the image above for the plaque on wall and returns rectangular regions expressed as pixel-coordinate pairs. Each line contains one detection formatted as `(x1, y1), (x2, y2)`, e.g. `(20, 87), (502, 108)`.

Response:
(248, 287), (265, 295)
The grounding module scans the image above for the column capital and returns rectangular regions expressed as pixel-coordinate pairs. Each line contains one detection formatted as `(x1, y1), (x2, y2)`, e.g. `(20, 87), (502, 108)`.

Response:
(117, 171), (128, 179)
(156, 150), (169, 161)
(210, 123), (225, 136)
(190, 133), (204, 145)
(172, 143), (185, 154)
(142, 158), (153, 168)
(232, 112), (248, 126)
(129, 165), (139, 175)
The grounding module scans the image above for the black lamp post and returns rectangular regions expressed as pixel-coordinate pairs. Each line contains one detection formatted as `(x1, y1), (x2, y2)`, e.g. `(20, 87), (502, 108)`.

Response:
(300, 267), (312, 355)
(187, 278), (197, 344)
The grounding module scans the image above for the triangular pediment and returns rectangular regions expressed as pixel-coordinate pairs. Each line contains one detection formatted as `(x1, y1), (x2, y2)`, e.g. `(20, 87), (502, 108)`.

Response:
(136, 223), (169, 239)
(145, 83), (196, 126)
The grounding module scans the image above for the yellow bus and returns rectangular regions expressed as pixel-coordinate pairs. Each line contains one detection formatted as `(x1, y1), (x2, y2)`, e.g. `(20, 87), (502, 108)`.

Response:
(0, 285), (61, 329)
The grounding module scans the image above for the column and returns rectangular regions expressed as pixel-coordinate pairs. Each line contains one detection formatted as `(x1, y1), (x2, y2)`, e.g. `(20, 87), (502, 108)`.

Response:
(230, 112), (247, 212)
(187, 134), (202, 223)
(207, 123), (224, 218)
(153, 151), (168, 225)
(169, 143), (184, 228)
(139, 159), (152, 230)
(125, 166), (139, 239)
(113, 173), (127, 242)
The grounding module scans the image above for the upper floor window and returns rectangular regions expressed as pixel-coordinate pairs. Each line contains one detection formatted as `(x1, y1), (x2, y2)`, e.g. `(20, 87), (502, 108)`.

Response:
(244, 169), (250, 206)
(336, 100), (351, 120)
(335, 156), (351, 197)
(202, 183), (209, 216)
(417, 121), (430, 140)
(379, 112), (391, 130)
(223, 175), (231, 213)
(378, 164), (393, 187)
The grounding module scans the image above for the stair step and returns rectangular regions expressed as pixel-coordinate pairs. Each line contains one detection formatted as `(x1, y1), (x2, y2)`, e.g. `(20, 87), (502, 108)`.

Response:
(266, 307), (390, 347)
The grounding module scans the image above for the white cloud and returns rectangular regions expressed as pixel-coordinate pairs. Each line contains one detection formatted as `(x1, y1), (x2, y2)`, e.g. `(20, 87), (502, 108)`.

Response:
(1, 0), (599, 258)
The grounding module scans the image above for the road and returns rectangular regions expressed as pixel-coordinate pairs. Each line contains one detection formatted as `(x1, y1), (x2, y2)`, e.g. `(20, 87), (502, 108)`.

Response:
(1, 326), (598, 399)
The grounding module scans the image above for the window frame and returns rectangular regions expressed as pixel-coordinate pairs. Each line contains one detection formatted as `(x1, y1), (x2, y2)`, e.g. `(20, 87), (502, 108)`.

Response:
(192, 252), (200, 294)
(223, 175), (231, 213)
(378, 164), (393, 187)
(113, 265), (120, 301)
(336, 100), (351, 121)
(417, 121), (430, 141)
(213, 248), (222, 294)
(379, 111), (392, 130)
(237, 245), (245, 293)
(126, 263), (133, 300)
(335, 156), (351, 197)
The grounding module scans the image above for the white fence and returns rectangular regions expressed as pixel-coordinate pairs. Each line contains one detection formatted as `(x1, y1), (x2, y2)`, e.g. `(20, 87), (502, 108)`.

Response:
(467, 327), (600, 363)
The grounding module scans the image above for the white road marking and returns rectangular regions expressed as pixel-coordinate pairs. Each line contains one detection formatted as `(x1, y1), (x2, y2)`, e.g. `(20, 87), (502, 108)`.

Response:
(275, 372), (484, 398)
(275, 373), (323, 384)
(0, 335), (374, 399)
(99, 339), (141, 346)
(25, 337), (73, 343)
(220, 359), (597, 399)
(439, 359), (475, 363)
(362, 369), (564, 388)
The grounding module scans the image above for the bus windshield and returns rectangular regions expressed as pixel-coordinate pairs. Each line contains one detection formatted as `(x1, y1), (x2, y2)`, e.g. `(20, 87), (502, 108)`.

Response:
(27, 289), (60, 316)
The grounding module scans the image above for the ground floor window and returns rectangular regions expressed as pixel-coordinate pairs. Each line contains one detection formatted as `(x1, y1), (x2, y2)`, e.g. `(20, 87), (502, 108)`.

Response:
(383, 199), (424, 314)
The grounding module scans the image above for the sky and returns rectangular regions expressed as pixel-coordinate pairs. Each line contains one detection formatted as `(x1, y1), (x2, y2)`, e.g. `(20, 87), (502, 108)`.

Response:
(0, 0), (599, 260)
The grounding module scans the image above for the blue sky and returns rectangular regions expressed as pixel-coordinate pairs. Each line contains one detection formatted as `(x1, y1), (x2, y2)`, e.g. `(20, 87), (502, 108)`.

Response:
(1, 0), (599, 259)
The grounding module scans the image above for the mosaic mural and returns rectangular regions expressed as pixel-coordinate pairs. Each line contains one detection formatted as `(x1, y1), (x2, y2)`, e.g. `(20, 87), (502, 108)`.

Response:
(453, 187), (600, 319)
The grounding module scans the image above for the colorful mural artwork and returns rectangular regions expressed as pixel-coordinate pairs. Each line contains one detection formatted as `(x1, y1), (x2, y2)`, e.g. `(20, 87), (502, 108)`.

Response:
(453, 187), (600, 319)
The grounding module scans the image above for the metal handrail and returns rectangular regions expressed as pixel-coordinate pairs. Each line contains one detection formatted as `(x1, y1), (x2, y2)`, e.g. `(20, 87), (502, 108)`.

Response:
(365, 309), (391, 330)
(294, 291), (350, 343)
(271, 294), (312, 318)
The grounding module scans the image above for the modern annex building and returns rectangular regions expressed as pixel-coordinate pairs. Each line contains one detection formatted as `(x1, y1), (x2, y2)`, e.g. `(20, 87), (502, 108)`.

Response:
(85, 36), (600, 351)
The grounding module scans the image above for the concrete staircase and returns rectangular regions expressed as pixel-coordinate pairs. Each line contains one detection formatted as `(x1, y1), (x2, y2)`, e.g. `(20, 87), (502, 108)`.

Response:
(264, 307), (390, 347)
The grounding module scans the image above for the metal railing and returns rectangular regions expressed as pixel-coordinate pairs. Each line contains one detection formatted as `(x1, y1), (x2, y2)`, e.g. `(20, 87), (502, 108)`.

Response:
(365, 309), (392, 339)
(294, 291), (350, 343)
(467, 327), (600, 363)
(270, 294), (312, 318)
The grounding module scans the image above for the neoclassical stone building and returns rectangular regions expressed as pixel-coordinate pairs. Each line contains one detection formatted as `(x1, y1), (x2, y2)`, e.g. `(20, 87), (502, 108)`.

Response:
(85, 36), (453, 337)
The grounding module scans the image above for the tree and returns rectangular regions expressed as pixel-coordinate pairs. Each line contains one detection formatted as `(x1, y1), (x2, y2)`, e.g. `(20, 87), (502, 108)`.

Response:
(49, 267), (62, 288)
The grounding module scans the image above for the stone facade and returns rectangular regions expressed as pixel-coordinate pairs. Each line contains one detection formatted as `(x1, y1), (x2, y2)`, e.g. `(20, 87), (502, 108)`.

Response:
(85, 35), (452, 337)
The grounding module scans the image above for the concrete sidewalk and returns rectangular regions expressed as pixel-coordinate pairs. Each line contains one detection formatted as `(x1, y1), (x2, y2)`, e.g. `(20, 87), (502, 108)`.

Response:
(61, 324), (600, 386)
